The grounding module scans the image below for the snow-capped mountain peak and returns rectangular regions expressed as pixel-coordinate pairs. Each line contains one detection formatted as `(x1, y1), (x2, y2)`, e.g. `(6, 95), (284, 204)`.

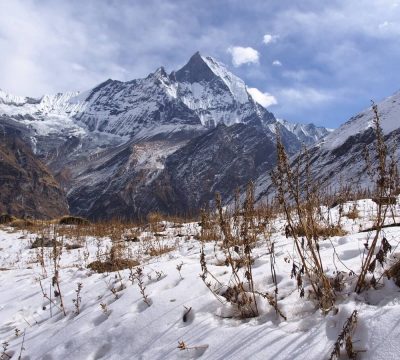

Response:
(277, 118), (333, 145)
(173, 52), (260, 127)
(175, 51), (250, 105)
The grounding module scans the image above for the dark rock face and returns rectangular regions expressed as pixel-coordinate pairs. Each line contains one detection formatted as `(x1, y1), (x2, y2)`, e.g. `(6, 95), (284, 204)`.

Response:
(65, 114), (306, 221)
(175, 52), (219, 84)
(144, 123), (278, 216)
(68, 123), (279, 220)
(0, 119), (69, 219)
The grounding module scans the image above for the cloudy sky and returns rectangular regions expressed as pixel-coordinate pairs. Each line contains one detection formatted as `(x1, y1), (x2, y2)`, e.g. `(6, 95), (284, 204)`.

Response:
(1, 0), (400, 128)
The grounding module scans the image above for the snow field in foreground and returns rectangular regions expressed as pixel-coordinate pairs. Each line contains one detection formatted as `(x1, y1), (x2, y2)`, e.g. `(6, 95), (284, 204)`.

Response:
(0, 199), (400, 359)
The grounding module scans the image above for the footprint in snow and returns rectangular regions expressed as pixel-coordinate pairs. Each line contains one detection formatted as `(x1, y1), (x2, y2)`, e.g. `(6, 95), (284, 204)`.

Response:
(136, 299), (153, 312)
(161, 278), (182, 290)
(93, 313), (110, 326)
(338, 237), (350, 245)
(93, 343), (112, 360)
(340, 249), (361, 261)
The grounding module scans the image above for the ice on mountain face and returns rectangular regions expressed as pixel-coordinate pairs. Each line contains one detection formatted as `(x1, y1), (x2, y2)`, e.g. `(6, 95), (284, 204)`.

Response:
(322, 91), (400, 151)
(0, 89), (30, 105)
(201, 55), (250, 104)
(0, 91), (84, 136)
(0, 89), (87, 137)
(178, 81), (243, 127)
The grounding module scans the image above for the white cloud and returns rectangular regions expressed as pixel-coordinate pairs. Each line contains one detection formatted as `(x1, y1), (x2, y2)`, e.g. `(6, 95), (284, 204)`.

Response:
(379, 21), (390, 28)
(0, 0), (230, 96)
(263, 33), (278, 45)
(247, 87), (277, 107)
(227, 46), (260, 67)
(272, 60), (282, 66)
(278, 87), (333, 107)
(71, 63), (86, 72)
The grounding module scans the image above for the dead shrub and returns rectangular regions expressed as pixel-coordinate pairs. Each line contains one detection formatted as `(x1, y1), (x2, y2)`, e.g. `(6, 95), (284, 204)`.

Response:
(329, 310), (359, 360)
(200, 183), (285, 320)
(386, 258), (400, 287)
(345, 204), (359, 220)
(355, 103), (398, 293)
(88, 240), (139, 273)
(147, 212), (165, 233)
(147, 246), (175, 257)
(31, 237), (61, 249)
(198, 210), (220, 242)
(272, 129), (336, 312)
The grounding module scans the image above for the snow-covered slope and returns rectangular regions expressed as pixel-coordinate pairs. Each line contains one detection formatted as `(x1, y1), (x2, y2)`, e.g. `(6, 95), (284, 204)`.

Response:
(1, 198), (400, 359)
(255, 91), (400, 202)
(322, 91), (400, 151)
(310, 92), (400, 190)
(0, 90), (86, 137)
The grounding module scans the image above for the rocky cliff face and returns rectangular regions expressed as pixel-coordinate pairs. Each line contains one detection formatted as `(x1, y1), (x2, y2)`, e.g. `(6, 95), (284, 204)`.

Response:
(0, 52), (331, 220)
(0, 118), (69, 219)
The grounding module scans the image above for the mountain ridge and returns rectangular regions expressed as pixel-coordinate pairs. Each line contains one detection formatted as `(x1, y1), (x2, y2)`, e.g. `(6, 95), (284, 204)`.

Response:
(254, 92), (400, 203)
(0, 52), (333, 219)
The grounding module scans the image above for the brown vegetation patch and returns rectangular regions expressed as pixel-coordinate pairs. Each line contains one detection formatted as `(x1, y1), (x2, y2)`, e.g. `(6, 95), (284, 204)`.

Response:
(59, 215), (90, 225)
(147, 246), (175, 257)
(345, 207), (359, 220)
(289, 224), (346, 238)
(87, 258), (139, 273)
(0, 214), (16, 224)
(10, 219), (34, 229)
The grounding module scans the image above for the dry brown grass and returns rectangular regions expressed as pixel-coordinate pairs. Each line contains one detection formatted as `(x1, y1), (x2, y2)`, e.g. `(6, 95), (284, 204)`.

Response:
(9, 219), (35, 229)
(147, 246), (175, 257)
(87, 258), (139, 273)
(343, 202), (359, 220)
(345, 207), (359, 220)
(290, 223), (347, 238)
